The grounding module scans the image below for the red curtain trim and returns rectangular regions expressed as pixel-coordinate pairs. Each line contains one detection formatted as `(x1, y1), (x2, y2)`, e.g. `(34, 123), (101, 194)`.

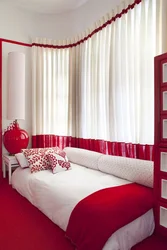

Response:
(32, 0), (141, 49)
(32, 134), (154, 161)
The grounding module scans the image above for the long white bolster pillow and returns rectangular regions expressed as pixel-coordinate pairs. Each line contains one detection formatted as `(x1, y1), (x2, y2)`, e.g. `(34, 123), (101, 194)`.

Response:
(64, 147), (153, 188)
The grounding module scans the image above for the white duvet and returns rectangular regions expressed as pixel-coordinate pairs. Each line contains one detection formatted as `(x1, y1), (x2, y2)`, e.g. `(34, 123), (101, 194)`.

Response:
(12, 163), (154, 250)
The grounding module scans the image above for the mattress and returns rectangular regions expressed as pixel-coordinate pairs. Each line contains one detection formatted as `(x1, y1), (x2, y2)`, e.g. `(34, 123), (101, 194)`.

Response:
(12, 164), (155, 250)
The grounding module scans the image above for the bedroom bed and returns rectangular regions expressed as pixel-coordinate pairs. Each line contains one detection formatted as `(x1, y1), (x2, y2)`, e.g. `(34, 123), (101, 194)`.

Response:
(12, 147), (155, 250)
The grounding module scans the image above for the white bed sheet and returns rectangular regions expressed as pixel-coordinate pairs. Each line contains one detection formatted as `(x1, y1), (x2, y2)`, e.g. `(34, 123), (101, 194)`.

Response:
(12, 164), (155, 250)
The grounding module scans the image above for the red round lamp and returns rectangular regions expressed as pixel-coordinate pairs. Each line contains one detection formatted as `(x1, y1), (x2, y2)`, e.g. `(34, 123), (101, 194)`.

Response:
(4, 52), (29, 155)
(3, 120), (29, 155)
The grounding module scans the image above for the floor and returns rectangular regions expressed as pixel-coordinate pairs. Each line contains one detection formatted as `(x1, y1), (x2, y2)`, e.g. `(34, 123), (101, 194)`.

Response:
(0, 177), (167, 250)
(132, 234), (167, 250)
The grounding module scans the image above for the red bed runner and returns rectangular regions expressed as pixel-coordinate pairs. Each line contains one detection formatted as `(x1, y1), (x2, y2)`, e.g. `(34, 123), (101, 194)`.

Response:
(66, 183), (154, 250)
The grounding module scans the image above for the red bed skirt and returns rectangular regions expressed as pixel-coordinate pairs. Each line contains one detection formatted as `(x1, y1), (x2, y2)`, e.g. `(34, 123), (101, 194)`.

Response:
(32, 135), (154, 161)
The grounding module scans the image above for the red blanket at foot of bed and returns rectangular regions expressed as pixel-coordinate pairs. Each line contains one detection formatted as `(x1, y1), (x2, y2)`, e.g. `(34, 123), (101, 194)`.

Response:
(66, 183), (154, 250)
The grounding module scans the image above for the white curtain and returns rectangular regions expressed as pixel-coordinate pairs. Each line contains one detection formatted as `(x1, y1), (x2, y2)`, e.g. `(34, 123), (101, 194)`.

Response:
(32, 40), (73, 136)
(32, 0), (165, 144)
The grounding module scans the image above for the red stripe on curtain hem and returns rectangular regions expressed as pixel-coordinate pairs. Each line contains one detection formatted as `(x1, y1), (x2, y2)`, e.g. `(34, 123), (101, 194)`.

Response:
(32, 0), (141, 49)
(32, 135), (154, 161)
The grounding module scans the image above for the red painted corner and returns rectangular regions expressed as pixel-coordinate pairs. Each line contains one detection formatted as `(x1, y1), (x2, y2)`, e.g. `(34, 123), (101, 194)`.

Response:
(0, 40), (2, 178)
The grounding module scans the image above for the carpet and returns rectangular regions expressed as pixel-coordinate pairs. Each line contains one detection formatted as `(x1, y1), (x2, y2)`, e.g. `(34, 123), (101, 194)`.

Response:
(131, 234), (167, 250)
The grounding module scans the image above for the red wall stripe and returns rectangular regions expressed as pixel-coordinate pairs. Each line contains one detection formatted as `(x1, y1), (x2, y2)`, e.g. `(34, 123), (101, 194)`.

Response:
(0, 38), (31, 47)
(0, 40), (2, 176)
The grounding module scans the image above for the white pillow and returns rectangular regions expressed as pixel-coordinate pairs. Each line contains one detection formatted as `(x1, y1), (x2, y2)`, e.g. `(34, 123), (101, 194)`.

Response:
(46, 151), (71, 174)
(15, 153), (29, 168)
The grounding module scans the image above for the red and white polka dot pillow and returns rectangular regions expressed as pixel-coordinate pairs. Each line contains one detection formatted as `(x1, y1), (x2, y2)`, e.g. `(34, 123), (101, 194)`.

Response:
(46, 151), (71, 174)
(22, 147), (63, 173)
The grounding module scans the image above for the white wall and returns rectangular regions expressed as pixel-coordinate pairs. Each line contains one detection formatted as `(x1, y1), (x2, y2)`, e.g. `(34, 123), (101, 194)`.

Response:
(0, 2), (35, 43)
